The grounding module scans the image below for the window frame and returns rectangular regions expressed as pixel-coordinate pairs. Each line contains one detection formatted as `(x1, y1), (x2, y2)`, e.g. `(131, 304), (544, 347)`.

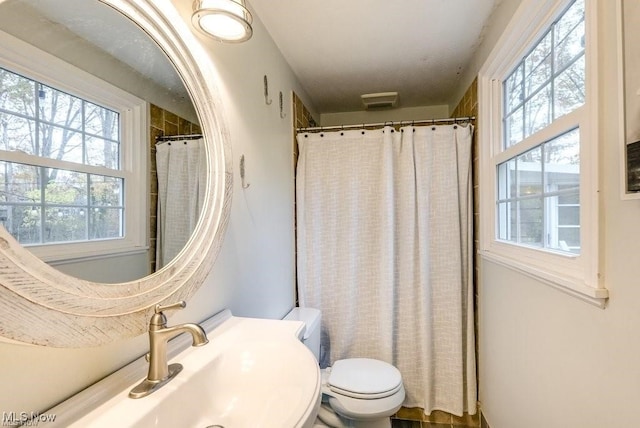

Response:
(0, 29), (148, 264)
(478, 0), (607, 306)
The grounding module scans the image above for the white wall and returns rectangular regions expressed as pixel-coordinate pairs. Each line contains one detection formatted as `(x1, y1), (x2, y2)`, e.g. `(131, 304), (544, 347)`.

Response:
(320, 105), (450, 127)
(478, 1), (640, 427)
(0, 2), (313, 414)
(51, 252), (149, 283)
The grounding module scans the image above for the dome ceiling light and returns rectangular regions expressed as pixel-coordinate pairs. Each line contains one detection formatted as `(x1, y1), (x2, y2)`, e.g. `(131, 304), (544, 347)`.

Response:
(192, 0), (253, 43)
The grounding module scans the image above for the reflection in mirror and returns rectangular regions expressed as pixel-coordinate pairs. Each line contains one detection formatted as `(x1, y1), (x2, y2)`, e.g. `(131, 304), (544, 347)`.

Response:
(0, 0), (203, 282)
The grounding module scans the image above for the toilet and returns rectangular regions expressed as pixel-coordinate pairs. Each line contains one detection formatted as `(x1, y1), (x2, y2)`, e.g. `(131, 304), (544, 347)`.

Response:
(285, 308), (405, 428)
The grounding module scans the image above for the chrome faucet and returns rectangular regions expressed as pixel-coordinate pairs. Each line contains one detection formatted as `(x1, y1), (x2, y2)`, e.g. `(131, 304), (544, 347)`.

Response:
(129, 301), (209, 399)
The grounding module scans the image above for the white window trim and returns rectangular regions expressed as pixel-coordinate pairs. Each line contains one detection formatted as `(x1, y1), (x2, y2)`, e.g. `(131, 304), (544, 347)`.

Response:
(478, 0), (607, 307)
(0, 29), (148, 264)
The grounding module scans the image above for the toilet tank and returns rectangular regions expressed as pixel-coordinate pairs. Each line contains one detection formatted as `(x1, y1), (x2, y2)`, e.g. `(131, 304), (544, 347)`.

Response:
(284, 307), (321, 361)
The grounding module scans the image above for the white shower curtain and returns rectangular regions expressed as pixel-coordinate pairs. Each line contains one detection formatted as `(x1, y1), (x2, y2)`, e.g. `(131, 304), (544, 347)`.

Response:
(155, 138), (207, 269)
(296, 124), (476, 416)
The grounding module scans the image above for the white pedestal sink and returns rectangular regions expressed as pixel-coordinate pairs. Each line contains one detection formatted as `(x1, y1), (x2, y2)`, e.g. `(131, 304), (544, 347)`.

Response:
(47, 310), (322, 427)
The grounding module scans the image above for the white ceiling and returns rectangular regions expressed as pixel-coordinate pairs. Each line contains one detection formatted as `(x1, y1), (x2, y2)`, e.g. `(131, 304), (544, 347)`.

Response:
(7, 0), (499, 115)
(249, 0), (498, 113)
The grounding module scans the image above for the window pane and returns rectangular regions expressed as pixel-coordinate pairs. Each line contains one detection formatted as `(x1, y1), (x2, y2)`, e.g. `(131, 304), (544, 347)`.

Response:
(505, 107), (524, 148)
(525, 32), (552, 97)
(519, 197), (543, 247)
(554, 56), (585, 119)
(90, 175), (122, 206)
(497, 159), (517, 200)
(505, 64), (524, 113)
(0, 113), (36, 154)
(0, 204), (40, 244)
(558, 227), (580, 251)
(86, 137), (119, 169)
(525, 85), (552, 137)
(0, 68), (35, 117)
(0, 161), (40, 203)
(90, 207), (122, 239)
(559, 205), (580, 225)
(44, 169), (87, 205)
(39, 124), (84, 163)
(517, 146), (542, 197)
(544, 128), (580, 191)
(38, 85), (82, 130)
(554, 0), (585, 71)
(44, 206), (87, 243)
(497, 201), (516, 242)
(559, 191), (579, 204)
(85, 102), (119, 141)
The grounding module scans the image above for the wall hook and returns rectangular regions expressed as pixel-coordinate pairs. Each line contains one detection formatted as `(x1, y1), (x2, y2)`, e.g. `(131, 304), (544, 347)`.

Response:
(263, 75), (272, 105)
(240, 154), (250, 189)
(279, 91), (286, 118)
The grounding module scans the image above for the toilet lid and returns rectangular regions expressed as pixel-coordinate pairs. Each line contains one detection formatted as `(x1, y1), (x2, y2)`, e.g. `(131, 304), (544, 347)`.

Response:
(328, 358), (402, 399)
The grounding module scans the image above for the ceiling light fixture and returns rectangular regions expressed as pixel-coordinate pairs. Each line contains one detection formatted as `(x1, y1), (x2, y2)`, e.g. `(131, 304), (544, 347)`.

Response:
(192, 0), (253, 43)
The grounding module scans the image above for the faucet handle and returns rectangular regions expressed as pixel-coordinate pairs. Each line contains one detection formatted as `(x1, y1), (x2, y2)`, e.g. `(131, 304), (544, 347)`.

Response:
(155, 301), (186, 314)
(150, 301), (186, 328)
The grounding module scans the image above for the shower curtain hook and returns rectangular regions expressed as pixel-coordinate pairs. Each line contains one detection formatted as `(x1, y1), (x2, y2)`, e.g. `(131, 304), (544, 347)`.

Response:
(263, 75), (272, 105)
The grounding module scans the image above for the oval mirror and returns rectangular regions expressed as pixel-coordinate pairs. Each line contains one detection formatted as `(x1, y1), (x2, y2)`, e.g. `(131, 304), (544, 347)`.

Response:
(0, 0), (232, 347)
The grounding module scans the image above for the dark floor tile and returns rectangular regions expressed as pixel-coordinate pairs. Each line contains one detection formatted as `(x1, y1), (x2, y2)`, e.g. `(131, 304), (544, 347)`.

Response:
(392, 419), (422, 428)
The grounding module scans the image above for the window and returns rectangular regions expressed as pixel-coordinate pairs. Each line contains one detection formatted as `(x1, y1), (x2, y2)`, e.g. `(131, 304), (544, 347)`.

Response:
(479, 0), (606, 304)
(499, 0), (584, 255)
(497, 128), (580, 253)
(0, 30), (147, 263)
(0, 69), (123, 245)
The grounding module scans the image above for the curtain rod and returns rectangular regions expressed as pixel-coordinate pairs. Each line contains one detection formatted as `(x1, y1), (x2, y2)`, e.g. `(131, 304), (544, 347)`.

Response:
(156, 133), (203, 143)
(296, 116), (475, 132)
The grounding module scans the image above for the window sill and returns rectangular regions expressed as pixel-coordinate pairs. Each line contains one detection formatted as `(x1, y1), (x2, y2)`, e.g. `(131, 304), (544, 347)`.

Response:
(26, 242), (149, 267)
(480, 249), (608, 308)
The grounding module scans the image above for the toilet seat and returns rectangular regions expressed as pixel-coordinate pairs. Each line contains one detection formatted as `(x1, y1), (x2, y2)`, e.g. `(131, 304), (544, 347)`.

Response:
(327, 358), (402, 400)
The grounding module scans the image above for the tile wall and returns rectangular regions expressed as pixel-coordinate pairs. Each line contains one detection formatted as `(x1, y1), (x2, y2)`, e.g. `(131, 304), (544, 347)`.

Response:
(450, 76), (480, 348)
(450, 78), (479, 300)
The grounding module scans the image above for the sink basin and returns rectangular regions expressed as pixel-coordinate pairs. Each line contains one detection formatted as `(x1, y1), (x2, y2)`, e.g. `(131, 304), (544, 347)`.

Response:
(48, 311), (322, 428)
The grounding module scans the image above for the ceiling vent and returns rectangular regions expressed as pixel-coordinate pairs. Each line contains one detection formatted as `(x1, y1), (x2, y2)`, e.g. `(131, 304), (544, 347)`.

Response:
(361, 92), (398, 109)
